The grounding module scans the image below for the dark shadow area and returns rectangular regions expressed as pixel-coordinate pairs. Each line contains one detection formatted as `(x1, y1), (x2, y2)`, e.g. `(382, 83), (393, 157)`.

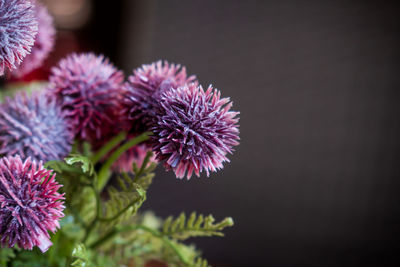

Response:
(90, 0), (400, 266)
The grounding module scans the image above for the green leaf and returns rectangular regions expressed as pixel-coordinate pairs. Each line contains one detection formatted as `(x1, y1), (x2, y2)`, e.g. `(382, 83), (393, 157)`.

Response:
(162, 212), (234, 240)
(0, 247), (15, 266)
(44, 160), (74, 174)
(71, 244), (90, 267)
(194, 256), (210, 267)
(65, 154), (95, 176)
(100, 180), (147, 227)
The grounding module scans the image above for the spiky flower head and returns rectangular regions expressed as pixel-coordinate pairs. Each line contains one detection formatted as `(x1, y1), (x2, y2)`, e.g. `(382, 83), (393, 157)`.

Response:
(152, 84), (240, 179)
(123, 60), (197, 133)
(13, 1), (56, 77)
(48, 53), (125, 141)
(0, 0), (38, 76)
(0, 90), (73, 162)
(0, 155), (64, 252)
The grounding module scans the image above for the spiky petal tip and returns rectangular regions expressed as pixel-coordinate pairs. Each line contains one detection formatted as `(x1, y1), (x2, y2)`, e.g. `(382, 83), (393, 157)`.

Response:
(0, 0), (38, 75)
(0, 155), (64, 252)
(48, 52), (125, 141)
(13, 1), (56, 77)
(122, 60), (197, 133)
(152, 84), (240, 179)
(0, 91), (74, 162)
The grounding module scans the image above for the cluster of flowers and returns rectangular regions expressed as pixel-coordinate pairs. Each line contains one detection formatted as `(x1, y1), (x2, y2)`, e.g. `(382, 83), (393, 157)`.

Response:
(0, 0), (239, 254)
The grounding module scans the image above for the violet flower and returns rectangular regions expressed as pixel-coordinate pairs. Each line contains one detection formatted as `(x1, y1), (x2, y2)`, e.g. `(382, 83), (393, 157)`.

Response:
(13, 1), (55, 77)
(0, 0), (38, 75)
(0, 155), (64, 252)
(0, 91), (73, 162)
(122, 60), (197, 133)
(152, 84), (240, 179)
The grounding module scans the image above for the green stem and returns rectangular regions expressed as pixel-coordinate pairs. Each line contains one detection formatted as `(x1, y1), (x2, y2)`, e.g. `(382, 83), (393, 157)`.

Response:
(97, 132), (151, 191)
(91, 132), (127, 164)
(82, 181), (101, 244)
(89, 225), (190, 266)
(135, 151), (153, 179)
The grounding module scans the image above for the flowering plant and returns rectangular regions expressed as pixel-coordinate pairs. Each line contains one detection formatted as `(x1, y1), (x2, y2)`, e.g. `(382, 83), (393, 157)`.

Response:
(0, 1), (239, 266)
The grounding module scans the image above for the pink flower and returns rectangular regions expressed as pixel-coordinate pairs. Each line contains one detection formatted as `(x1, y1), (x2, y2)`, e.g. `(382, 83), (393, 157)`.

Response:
(48, 53), (125, 141)
(0, 155), (65, 252)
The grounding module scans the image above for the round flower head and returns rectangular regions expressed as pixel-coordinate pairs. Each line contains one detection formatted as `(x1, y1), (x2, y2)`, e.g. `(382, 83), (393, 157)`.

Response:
(49, 53), (125, 141)
(0, 155), (64, 252)
(13, 1), (55, 77)
(152, 84), (240, 179)
(123, 60), (197, 133)
(0, 91), (73, 162)
(0, 0), (38, 75)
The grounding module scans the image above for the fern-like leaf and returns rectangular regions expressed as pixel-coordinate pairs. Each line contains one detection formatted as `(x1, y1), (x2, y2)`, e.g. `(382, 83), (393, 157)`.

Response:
(71, 243), (90, 267)
(162, 212), (234, 240)
(194, 257), (210, 267)
(100, 175), (146, 227)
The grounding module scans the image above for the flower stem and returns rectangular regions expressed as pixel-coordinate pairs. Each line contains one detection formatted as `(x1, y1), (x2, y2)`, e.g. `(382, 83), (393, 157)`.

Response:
(82, 180), (101, 244)
(91, 131), (127, 164)
(97, 132), (151, 191)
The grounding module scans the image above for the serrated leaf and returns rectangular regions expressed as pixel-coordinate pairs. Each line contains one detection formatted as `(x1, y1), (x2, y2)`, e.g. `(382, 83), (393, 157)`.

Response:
(65, 154), (94, 176)
(162, 213), (234, 240)
(101, 183), (147, 227)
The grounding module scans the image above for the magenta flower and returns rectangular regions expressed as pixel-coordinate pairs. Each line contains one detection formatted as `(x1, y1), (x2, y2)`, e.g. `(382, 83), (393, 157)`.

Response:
(0, 0), (38, 76)
(0, 91), (73, 162)
(48, 53), (125, 141)
(152, 84), (240, 179)
(0, 155), (64, 252)
(13, 1), (55, 77)
(123, 60), (197, 133)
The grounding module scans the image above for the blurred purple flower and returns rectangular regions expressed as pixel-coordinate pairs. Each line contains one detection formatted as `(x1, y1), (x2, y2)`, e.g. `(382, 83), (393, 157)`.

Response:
(152, 84), (240, 179)
(0, 155), (64, 252)
(113, 143), (156, 172)
(0, 91), (73, 162)
(48, 53), (125, 141)
(13, 1), (55, 77)
(123, 60), (197, 133)
(0, 0), (38, 76)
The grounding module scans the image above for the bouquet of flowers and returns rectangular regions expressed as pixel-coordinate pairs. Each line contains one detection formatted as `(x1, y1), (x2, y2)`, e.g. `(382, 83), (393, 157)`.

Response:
(0, 1), (240, 266)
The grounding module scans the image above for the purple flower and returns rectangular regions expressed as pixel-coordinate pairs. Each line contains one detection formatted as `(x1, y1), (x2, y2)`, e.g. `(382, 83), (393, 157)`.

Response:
(0, 155), (64, 252)
(152, 84), (240, 179)
(0, 91), (73, 162)
(0, 0), (38, 76)
(13, 1), (55, 77)
(123, 60), (197, 133)
(48, 53), (125, 141)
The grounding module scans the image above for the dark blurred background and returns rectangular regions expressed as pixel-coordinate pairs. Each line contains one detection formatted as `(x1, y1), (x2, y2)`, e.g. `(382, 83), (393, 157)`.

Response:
(42, 0), (400, 266)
